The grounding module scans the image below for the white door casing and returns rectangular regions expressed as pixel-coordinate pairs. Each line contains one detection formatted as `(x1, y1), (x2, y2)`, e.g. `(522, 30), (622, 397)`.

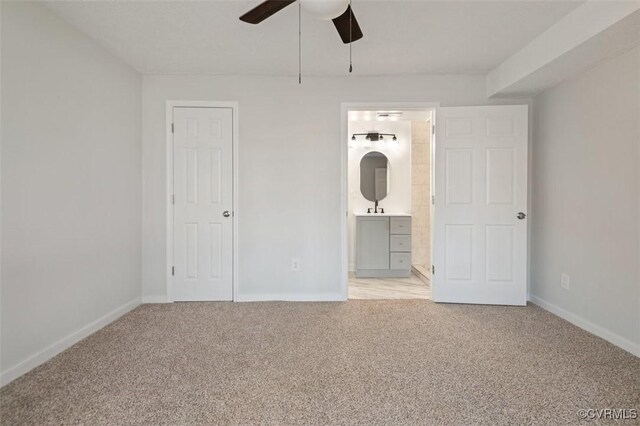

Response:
(173, 107), (234, 301)
(432, 105), (528, 305)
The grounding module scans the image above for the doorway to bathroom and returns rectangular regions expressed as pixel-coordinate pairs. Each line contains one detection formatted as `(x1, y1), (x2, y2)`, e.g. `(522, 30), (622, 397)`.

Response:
(342, 105), (436, 300)
(342, 103), (529, 305)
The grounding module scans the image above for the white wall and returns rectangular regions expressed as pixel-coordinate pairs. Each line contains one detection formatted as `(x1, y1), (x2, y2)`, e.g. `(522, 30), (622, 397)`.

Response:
(1, 2), (142, 384)
(143, 74), (525, 301)
(531, 46), (640, 356)
(347, 120), (411, 270)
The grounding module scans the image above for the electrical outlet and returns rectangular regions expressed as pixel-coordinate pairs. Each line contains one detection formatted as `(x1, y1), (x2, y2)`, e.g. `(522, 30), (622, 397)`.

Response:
(291, 258), (300, 272)
(561, 273), (571, 290)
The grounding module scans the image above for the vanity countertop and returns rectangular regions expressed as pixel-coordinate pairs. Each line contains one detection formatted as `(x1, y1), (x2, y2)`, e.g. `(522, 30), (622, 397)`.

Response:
(354, 213), (412, 217)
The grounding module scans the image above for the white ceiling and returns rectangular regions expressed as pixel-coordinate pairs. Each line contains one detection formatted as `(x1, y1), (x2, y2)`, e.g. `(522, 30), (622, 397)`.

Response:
(45, 0), (583, 76)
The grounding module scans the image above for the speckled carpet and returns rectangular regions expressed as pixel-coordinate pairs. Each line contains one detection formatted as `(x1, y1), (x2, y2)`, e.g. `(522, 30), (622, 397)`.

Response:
(1, 301), (639, 425)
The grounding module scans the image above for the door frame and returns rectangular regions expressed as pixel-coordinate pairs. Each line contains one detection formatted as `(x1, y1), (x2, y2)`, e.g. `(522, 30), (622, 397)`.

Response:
(340, 102), (440, 300)
(166, 100), (239, 302)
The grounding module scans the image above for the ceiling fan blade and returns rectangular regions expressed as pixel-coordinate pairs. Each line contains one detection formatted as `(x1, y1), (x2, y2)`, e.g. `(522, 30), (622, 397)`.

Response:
(240, 0), (297, 24)
(332, 5), (363, 44)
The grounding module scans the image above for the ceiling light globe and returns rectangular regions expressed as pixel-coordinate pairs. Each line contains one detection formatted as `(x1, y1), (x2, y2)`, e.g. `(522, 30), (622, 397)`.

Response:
(299, 0), (349, 20)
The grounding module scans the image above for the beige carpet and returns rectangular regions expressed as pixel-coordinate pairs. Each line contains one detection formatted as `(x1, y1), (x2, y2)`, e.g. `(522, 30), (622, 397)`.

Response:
(1, 301), (639, 425)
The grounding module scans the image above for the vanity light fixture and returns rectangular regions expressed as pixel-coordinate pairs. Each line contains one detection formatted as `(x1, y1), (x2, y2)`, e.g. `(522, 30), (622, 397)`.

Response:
(351, 132), (397, 142)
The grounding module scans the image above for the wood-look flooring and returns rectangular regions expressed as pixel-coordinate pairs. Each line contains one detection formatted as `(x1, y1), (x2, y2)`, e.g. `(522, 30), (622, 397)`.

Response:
(348, 272), (430, 300)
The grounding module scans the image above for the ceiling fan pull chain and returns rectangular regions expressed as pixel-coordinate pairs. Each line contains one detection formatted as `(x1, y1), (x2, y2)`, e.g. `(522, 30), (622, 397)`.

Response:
(298, 1), (302, 84)
(349, 0), (353, 73)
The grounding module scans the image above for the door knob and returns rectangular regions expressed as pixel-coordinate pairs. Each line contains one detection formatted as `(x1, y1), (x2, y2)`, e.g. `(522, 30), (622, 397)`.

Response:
(223, 211), (231, 218)
(517, 212), (526, 220)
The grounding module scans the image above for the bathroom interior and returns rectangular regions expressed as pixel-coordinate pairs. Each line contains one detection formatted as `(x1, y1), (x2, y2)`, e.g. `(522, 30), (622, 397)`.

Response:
(348, 109), (433, 299)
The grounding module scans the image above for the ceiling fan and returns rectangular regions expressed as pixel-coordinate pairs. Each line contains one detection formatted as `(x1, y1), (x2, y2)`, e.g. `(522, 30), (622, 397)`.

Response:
(239, 0), (363, 44)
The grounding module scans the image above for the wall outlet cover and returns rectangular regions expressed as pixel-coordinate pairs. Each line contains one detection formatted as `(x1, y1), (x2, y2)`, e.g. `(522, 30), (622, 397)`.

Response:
(561, 273), (570, 290)
(291, 258), (301, 272)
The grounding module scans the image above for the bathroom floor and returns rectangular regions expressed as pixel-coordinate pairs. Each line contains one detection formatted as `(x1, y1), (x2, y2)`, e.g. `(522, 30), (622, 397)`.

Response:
(348, 272), (430, 300)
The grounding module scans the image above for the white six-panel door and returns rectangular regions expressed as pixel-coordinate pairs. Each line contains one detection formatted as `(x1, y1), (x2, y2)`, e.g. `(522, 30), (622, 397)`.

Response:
(173, 107), (233, 301)
(433, 105), (528, 305)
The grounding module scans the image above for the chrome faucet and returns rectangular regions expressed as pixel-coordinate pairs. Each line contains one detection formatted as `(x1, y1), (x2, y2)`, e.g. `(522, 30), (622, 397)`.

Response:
(374, 200), (379, 213)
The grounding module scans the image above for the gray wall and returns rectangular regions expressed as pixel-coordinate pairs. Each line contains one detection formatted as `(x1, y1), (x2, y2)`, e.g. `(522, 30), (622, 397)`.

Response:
(531, 46), (640, 354)
(142, 74), (527, 301)
(1, 2), (142, 378)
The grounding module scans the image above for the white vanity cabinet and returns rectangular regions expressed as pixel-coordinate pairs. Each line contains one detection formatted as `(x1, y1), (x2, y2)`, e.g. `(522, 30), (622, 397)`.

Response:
(356, 215), (412, 278)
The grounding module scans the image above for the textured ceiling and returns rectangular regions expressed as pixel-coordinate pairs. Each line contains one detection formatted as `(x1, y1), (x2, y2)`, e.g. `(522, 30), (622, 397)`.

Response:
(45, 0), (583, 76)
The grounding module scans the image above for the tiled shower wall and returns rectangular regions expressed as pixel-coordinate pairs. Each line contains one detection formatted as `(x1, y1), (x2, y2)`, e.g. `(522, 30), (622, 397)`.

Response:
(411, 120), (431, 275)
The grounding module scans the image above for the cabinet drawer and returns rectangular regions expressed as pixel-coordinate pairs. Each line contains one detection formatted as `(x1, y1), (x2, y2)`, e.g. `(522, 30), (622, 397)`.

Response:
(390, 217), (411, 235)
(390, 253), (411, 270)
(390, 235), (411, 252)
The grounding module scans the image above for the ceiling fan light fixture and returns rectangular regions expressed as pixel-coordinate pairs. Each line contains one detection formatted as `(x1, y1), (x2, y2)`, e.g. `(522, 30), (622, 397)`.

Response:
(299, 0), (349, 20)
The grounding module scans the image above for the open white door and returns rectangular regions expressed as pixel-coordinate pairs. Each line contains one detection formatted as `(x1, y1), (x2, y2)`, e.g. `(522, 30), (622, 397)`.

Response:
(173, 107), (234, 301)
(432, 105), (528, 305)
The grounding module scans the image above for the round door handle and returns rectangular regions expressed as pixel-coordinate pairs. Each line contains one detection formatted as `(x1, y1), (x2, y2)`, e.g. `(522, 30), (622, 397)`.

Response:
(517, 212), (526, 220)
(223, 211), (231, 218)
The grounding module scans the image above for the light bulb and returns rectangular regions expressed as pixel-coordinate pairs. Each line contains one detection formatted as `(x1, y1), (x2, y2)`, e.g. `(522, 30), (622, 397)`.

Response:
(299, 0), (349, 20)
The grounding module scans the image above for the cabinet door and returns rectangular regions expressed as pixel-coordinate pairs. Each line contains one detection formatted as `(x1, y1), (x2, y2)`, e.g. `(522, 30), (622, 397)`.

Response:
(356, 217), (390, 270)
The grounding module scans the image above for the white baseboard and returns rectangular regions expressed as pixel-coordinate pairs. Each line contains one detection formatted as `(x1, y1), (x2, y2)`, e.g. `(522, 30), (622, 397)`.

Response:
(235, 292), (345, 302)
(1, 297), (141, 387)
(142, 295), (169, 304)
(144, 293), (347, 303)
(530, 294), (639, 358)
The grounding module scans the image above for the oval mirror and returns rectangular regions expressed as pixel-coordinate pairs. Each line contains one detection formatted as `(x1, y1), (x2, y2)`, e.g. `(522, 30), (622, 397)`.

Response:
(360, 151), (390, 202)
